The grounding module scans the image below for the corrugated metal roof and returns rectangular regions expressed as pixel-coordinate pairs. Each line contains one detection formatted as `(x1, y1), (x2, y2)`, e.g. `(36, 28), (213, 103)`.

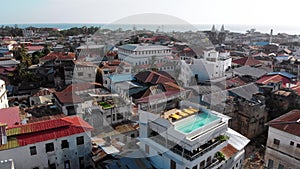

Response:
(233, 65), (268, 78)
(0, 107), (20, 128)
(0, 137), (19, 150)
(229, 83), (259, 101)
(1, 116), (93, 150)
(267, 72), (296, 79)
(267, 109), (300, 137)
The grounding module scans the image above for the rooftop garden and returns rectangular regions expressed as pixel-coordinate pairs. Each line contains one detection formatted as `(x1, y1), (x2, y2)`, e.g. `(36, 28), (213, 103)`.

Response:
(98, 101), (114, 110)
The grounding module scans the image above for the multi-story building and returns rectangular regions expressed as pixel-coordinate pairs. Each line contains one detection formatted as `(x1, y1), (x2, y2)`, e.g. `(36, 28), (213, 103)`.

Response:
(180, 50), (232, 84)
(0, 79), (8, 109)
(118, 44), (172, 67)
(69, 61), (98, 85)
(264, 109), (300, 169)
(0, 114), (93, 169)
(274, 58), (300, 79)
(117, 44), (177, 74)
(139, 100), (249, 169)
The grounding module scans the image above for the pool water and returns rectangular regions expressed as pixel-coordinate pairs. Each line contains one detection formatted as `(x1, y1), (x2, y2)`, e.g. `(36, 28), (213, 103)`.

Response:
(175, 113), (220, 134)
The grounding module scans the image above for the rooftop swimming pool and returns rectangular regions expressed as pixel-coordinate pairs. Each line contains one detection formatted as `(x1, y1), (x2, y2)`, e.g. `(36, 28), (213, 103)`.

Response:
(175, 112), (220, 134)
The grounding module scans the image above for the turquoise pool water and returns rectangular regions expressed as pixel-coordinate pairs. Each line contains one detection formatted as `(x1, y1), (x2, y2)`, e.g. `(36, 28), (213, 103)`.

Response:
(175, 113), (220, 134)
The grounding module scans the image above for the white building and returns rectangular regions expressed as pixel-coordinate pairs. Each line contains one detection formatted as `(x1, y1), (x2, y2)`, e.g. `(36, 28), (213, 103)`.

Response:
(0, 79), (8, 109)
(76, 44), (105, 61)
(179, 50), (232, 85)
(118, 44), (172, 67)
(0, 116), (93, 169)
(264, 109), (300, 169)
(139, 100), (249, 169)
(71, 61), (98, 85)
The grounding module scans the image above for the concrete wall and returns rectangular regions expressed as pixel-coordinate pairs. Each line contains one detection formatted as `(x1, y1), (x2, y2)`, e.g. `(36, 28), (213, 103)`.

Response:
(264, 127), (300, 169)
(0, 132), (92, 169)
(0, 79), (8, 109)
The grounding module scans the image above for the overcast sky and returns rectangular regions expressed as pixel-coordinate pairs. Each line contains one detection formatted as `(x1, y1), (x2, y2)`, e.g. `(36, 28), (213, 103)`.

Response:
(1, 0), (299, 26)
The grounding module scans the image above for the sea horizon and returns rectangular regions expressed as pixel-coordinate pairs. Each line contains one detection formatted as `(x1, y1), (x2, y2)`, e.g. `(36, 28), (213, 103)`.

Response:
(2, 23), (300, 35)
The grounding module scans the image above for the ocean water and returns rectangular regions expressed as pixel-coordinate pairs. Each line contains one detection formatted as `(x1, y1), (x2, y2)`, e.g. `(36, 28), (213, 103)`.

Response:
(2, 23), (300, 35)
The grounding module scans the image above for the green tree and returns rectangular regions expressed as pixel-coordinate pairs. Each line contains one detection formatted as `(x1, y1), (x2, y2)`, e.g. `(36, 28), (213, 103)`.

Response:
(32, 51), (44, 64)
(42, 45), (51, 56)
(19, 45), (32, 67)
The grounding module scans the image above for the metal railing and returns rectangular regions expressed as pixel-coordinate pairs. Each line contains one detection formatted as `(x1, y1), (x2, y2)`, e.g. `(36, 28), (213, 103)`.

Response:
(150, 134), (225, 161)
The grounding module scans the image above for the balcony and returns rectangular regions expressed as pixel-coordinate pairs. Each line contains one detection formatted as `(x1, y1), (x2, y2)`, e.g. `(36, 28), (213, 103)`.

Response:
(150, 132), (227, 161)
(204, 158), (223, 169)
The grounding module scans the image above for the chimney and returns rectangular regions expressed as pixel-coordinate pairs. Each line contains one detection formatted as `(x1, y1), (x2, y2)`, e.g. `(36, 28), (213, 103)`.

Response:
(269, 29), (273, 44)
(0, 123), (7, 145)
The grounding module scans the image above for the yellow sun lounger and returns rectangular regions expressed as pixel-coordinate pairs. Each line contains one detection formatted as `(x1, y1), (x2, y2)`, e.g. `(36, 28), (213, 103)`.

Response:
(169, 113), (182, 120)
(189, 108), (199, 113)
(183, 109), (195, 115)
(177, 111), (188, 117)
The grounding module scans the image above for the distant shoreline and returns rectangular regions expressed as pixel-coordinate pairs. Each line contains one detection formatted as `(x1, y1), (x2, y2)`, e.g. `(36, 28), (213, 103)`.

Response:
(1, 23), (300, 35)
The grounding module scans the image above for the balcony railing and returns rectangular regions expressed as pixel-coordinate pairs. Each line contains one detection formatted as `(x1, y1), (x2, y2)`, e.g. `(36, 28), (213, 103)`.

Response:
(204, 158), (223, 169)
(150, 133), (226, 161)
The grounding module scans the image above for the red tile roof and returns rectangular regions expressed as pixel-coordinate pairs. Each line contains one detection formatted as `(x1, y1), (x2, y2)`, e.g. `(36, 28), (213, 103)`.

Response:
(267, 109), (300, 137)
(256, 74), (294, 88)
(220, 144), (238, 159)
(54, 91), (83, 104)
(40, 52), (76, 61)
(136, 90), (182, 103)
(135, 71), (175, 85)
(232, 57), (262, 66)
(54, 83), (101, 104)
(26, 46), (44, 51)
(32, 88), (56, 97)
(226, 77), (247, 89)
(291, 85), (300, 96)
(0, 107), (20, 127)
(4, 116), (93, 147)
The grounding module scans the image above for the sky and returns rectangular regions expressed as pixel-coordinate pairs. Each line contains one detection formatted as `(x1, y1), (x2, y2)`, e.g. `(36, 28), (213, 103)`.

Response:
(1, 0), (300, 26)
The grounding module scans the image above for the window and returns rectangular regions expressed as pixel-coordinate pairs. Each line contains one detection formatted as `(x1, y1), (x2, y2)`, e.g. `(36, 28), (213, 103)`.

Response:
(297, 144), (300, 148)
(78, 72), (83, 76)
(64, 160), (70, 169)
(278, 163), (284, 169)
(33, 167), (39, 169)
(268, 159), (274, 168)
(48, 160), (56, 169)
(79, 157), (84, 169)
(76, 136), (84, 145)
(145, 144), (149, 154)
(171, 160), (176, 169)
(200, 160), (205, 169)
(273, 139), (280, 146)
(61, 140), (69, 149)
(30, 146), (37, 155)
(46, 143), (54, 152)
(192, 165), (197, 169)
(290, 141), (294, 146)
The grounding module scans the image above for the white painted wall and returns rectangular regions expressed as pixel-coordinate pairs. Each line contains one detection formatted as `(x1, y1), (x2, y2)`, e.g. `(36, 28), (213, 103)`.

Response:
(264, 127), (300, 169)
(0, 79), (8, 109)
(0, 132), (92, 169)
